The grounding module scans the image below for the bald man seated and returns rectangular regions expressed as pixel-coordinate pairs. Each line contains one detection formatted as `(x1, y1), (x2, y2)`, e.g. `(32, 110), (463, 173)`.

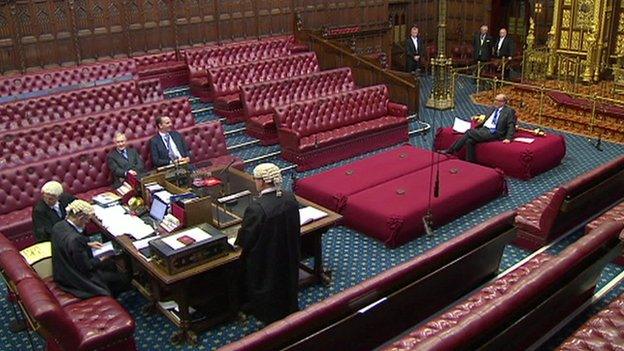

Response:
(32, 180), (76, 243)
(107, 132), (145, 188)
(443, 94), (516, 163)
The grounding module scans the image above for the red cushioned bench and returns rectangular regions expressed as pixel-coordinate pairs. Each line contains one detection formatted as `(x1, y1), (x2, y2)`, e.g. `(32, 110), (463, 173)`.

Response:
(208, 52), (320, 123)
(0, 98), (194, 169)
(0, 233), (137, 351)
(134, 51), (189, 88)
(380, 221), (624, 351)
(548, 91), (624, 120)
(0, 121), (241, 249)
(515, 155), (624, 250)
(183, 36), (306, 102)
(242, 67), (356, 145)
(585, 201), (624, 265)
(434, 127), (566, 179)
(276, 85), (409, 171)
(557, 292), (624, 350)
(218, 211), (517, 351)
(0, 79), (162, 133)
(0, 59), (136, 104)
(344, 158), (506, 247)
(295, 145), (449, 213)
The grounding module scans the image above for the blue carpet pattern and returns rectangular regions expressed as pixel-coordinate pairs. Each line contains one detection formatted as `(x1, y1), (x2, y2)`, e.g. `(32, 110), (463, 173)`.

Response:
(1, 75), (623, 350)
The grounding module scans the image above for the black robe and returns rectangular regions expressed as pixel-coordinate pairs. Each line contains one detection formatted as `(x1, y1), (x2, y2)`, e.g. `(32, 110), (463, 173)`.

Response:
(32, 192), (76, 242)
(235, 190), (301, 324)
(51, 220), (112, 299)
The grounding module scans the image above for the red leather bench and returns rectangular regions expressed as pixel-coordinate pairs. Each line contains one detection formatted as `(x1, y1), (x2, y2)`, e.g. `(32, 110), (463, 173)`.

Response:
(548, 91), (624, 120)
(0, 59), (136, 103)
(515, 156), (624, 250)
(344, 158), (506, 247)
(0, 98), (194, 169)
(585, 201), (624, 265)
(219, 211), (517, 351)
(0, 232), (137, 351)
(208, 52), (320, 123)
(295, 145), (448, 213)
(434, 127), (567, 179)
(557, 292), (624, 350)
(134, 51), (189, 88)
(0, 79), (163, 134)
(242, 67), (356, 145)
(380, 221), (624, 351)
(275, 85), (409, 171)
(0, 120), (240, 249)
(183, 36), (306, 102)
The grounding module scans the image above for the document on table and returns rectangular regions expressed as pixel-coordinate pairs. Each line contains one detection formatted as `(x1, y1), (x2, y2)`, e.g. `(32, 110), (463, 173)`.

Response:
(93, 204), (126, 221)
(299, 206), (328, 226)
(162, 227), (213, 250)
(132, 236), (158, 250)
(452, 117), (471, 133)
(91, 241), (115, 259)
(102, 214), (154, 239)
(514, 137), (535, 144)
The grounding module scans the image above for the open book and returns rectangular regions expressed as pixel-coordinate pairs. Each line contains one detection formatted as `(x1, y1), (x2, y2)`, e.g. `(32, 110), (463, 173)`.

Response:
(92, 242), (116, 260)
(299, 206), (328, 226)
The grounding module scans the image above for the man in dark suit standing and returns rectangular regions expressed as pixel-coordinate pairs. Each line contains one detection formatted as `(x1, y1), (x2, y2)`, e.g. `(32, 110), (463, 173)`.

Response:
(494, 28), (515, 80)
(32, 180), (76, 242)
(107, 132), (145, 188)
(405, 26), (425, 73)
(444, 94), (516, 163)
(236, 163), (301, 324)
(149, 116), (191, 168)
(494, 28), (515, 59)
(473, 25), (493, 63)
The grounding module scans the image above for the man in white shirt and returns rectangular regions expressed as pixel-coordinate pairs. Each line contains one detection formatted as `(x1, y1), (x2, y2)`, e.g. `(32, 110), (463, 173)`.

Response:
(443, 94), (516, 162)
(149, 116), (191, 168)
(405, 26), (425, 73)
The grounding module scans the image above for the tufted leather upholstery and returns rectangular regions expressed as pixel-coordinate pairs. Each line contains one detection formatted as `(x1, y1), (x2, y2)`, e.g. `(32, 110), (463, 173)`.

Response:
(219, 211), (517, 351)
(515, 155), (624, 250)
(275, 85), (409, 170)
(382, 221), (624, 351)
(209, 52), (318, 98)
(586, 201), (624, 233)
(0, 249), (37, 284)
(0, 120), (238, 247)
(0, 79), (163, 133)
(0, 98), (194, 169)
(17, 277), (136, 351)
(183, 35), (297, 76)
(134, 51), (189, 88)
(557, 293), (624, 350)
(0, 59), (136, 103)
(242, 67), (356, 144)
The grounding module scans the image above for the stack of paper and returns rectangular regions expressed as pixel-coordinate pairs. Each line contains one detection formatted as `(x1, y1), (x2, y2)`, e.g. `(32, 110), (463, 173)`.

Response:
(452, 117), (471, 133)
(99, 211), (154, 240)
(91, 242), (115, 259)
(92, 192), (121, 207)
(514, 137), (535, 144)
(299, 206), (328, 226)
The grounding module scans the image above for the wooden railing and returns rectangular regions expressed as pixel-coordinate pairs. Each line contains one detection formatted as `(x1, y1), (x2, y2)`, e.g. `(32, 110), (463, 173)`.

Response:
(295, 28), (420, 114)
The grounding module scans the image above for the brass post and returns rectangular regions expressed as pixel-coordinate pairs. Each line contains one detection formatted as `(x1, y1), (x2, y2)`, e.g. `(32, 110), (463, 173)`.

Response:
(538, 85), (545, 126)
(590, 93), (597, 133)
(476, 62), (481, 93)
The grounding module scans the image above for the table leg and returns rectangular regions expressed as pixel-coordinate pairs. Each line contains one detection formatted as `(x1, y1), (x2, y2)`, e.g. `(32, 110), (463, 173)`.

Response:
(312, 231), (331, 285)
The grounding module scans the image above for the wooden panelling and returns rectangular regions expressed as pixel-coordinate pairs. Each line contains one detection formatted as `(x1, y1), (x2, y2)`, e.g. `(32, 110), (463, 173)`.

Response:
(0, 0), (392, 73)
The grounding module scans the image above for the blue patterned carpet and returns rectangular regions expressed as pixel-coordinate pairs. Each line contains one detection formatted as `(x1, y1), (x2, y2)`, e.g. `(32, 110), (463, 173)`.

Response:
(2, 76), (623, 350)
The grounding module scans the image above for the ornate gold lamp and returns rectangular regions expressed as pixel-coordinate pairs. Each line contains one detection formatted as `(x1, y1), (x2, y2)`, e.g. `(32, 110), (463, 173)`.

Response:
(426, 0), (453, 110)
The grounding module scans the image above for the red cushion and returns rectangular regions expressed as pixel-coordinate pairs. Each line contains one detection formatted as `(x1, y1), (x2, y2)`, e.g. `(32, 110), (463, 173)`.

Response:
(434, 128), (566, 179)
(586, 201), (624, 233)
(0, 249), (37, 283)
(43, 277), (81, 307)
(295, 145), (448, 213)
(344, 159), (506, 247)
(63, 296), (135, 350)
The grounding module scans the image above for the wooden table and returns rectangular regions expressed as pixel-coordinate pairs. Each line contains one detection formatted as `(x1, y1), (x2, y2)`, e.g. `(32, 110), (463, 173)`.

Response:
(101, 167), (341, 344)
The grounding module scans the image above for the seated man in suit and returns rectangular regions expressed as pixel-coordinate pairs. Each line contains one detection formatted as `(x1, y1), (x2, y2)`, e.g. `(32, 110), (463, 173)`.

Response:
(107, 132), (145, 188)
(444, 94), (516, 162)
(32, 180), (76, 242)
(51, 200), (129, 299)
(149, 116), (191, 168)
(405, 26), (425, 73)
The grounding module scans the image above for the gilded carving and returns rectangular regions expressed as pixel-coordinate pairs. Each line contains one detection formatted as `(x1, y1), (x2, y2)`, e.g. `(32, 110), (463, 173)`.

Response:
(560, 31), (569, 48)
(576, 0), (594, 28)
(562, 9), (571, 28)
(571, 30), (580, 50)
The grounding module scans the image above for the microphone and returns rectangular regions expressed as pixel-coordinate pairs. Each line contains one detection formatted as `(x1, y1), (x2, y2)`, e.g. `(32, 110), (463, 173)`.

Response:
(216, 158), (237, 177)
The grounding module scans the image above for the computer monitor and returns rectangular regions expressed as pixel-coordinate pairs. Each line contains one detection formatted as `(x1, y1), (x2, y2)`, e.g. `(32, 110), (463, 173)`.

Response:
(149, 196), (168, 222)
